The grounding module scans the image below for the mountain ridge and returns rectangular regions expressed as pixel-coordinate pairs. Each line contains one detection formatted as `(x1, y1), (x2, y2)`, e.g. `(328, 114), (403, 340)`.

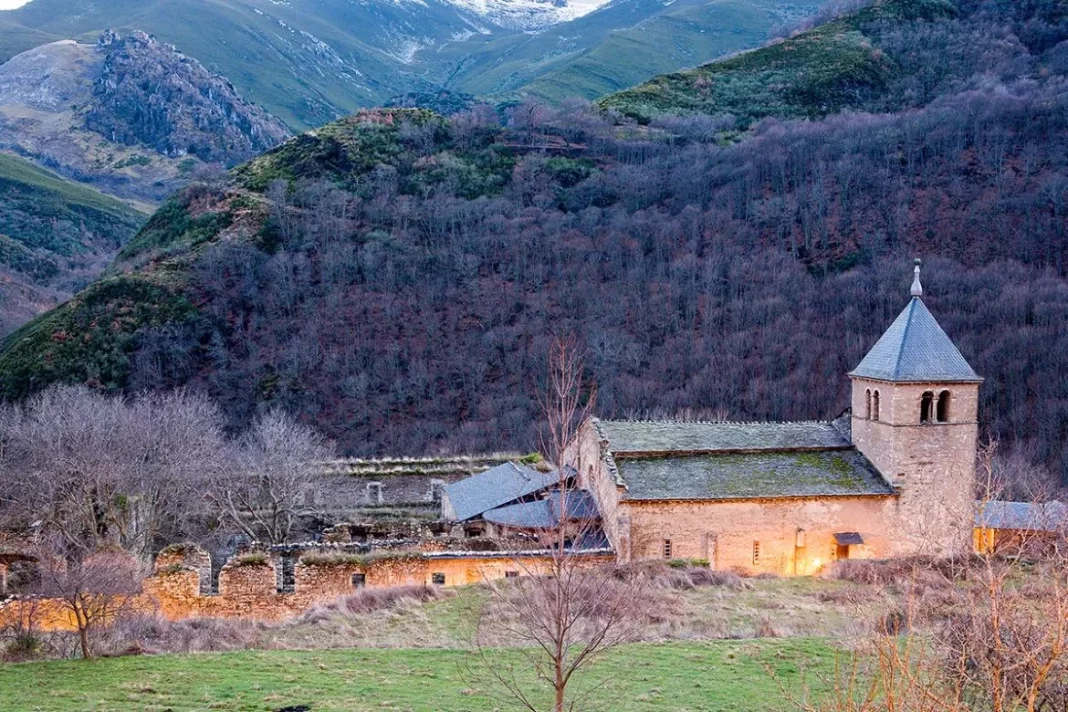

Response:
(0, 0), (821, 128)
(0, 31), (291, 203)
(2, 0), (1067, 479)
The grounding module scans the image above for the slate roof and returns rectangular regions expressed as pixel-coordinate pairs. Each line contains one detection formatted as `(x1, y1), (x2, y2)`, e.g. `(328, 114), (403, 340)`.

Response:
(593, 419), (851, 455)
(849, 297), (981, 383)
(482, 489), (601, 530)
(483, 500), (555, 529)
(613, 449), (894, 501)
(442, 462), (560, 522)
(549, 489), (600, 521)
(834, 532), (865, 545)
(975, 500), (1068, 532)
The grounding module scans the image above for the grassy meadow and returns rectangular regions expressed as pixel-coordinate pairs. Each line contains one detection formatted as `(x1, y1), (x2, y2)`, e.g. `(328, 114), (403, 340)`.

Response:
(0, 576), (885, 711)
(0, 638), (839, 712)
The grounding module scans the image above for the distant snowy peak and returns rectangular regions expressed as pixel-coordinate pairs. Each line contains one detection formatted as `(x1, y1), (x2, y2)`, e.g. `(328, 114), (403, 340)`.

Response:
(444, 0), (612, 29)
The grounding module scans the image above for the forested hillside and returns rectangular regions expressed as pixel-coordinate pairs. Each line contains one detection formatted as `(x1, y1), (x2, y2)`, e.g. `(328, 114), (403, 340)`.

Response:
(0, 153), (145, 335)
(1, 0), (1067, 482)
(601, 0), (1066, 122)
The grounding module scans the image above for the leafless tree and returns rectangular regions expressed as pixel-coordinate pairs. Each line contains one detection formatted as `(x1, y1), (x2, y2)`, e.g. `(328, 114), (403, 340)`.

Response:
(472, 337), (649, 712)
(0, 386), (229, 560)
(32, 544), (144, 660)
(206, 409), (334, 545)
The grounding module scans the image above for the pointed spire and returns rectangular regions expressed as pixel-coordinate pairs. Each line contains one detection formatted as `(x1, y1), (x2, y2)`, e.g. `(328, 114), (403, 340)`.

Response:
(910, 258), (923, 298)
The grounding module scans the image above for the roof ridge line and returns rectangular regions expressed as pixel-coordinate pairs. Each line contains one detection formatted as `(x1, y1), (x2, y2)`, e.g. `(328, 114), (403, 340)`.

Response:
(599, 418), (836, 426)
(893, 298), (918, 381)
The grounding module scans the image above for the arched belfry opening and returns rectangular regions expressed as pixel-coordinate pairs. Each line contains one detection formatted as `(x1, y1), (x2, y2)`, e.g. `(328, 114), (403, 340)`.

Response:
(937, 390), (951, 423)
(865, 389), (872, 419)
(872, 390), (880, 421)
(920, 391), (934, 423)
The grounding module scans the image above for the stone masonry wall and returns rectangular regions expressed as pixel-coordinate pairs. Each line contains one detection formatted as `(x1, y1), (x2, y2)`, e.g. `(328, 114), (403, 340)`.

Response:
(571, 420), (627, 557)
(623, 496), (899, 575)
(129, 547), (608, 625)
(154, 543), (213, 594)
(851, 379), (979, 556)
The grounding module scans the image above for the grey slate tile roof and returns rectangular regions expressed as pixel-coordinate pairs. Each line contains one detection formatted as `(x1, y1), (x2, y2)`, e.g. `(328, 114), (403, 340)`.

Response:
(482, 489), (602, 530)
(442, 462), (559, 522)
(594, 419), (851, 454)
(975, 500), (1068, 532)
(483, 500), (555, 529)
(849, 297), (981, 383)
(549, 489), (600, 521)
(614, 450), (894, 501)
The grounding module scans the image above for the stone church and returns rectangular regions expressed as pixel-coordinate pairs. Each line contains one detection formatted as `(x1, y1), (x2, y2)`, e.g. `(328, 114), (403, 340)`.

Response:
(571, 263), (983, 575)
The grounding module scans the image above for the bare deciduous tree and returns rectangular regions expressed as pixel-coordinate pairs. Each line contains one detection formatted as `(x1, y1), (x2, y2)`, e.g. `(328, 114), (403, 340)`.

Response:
(472, 337), (648, 712)
(0, 386), (229, 559)
(206, 409), (334, 545)
(32, 544), (144, 660)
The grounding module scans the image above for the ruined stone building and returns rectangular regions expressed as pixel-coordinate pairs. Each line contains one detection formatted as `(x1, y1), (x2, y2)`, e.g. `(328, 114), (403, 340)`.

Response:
(570, 263), (983, 575)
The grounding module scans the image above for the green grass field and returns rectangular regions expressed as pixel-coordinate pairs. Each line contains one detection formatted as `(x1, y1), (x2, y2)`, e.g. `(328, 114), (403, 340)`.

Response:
(0, 638), (838, 711)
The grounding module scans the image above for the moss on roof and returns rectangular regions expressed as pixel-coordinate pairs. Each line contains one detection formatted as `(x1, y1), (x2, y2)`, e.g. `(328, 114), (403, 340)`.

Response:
(616, 449), (893, 501)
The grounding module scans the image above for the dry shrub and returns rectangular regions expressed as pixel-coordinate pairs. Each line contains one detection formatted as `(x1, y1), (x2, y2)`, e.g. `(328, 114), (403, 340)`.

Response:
(815, 587), (875, 605)
(301, 585), (453, 623)
(642, 563), (750, 591)
(755, 617), (779, 638)
(98, 614), (265, 655)
(826, 557), (964, 588)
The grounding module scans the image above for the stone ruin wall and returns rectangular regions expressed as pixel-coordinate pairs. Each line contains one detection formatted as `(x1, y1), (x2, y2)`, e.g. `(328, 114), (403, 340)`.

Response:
(1, 542), (611, 629)
(320, 454), (529, 515)
(145, 542), (601, 623)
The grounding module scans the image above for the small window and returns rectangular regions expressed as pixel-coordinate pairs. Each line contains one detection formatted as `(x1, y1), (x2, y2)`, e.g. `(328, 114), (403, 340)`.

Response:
(920, 391), (934, 423)
(752, 541), (761, 565)
(431, 572), (446, 585)
(663, 539), (673, 559)
(865, 389), (872, 420)
(429, 479), (445, 503)
(872, 391), (880, 421)
(937, 390), (951, 423)
(351, 573), (366, 588)
(367, 482), (383, 503)
(505, 570), (519, 579)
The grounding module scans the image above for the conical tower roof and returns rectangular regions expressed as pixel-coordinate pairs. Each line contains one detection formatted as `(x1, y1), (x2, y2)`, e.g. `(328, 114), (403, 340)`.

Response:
(849, 263), (981, 383)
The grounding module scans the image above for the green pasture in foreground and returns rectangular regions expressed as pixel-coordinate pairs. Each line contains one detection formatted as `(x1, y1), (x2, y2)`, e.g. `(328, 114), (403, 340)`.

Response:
(0, 638), (837, 711)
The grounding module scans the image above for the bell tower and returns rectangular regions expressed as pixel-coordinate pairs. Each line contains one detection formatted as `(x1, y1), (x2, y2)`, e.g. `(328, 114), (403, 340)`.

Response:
(849, 260), (982, 556)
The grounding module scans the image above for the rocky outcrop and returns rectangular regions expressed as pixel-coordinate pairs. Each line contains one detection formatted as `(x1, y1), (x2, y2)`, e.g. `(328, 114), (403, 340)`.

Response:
(0, 32), (290, 203)
(84, 31), (290, 165)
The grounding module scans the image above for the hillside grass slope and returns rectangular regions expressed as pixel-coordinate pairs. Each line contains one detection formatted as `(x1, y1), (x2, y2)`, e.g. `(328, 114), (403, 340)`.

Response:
(1, 0), (823, 127)
(599, 0), (957, 122)
(0, 152), (145, 335)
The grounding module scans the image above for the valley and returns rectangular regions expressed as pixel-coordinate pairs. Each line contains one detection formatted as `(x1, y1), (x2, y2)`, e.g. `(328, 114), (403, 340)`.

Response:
(0, 152), (144, 335)
(0, 0), (821, 129)
(0, 1), (1067, 707)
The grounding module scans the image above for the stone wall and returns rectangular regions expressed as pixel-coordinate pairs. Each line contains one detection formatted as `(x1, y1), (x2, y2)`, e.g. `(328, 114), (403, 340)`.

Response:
(571, 420), (627, 557)
(154, 543), (213, 594)
(130, 544), (609, 624)
(620, 496), (898, 575)
(0, 545), (606, 630)
(318, 454), (526, 520)
(850, 378), (979, 556)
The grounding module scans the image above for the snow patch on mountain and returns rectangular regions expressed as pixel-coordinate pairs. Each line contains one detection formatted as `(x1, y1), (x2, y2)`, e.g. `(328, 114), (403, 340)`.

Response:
(443, 0), (613, 29)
